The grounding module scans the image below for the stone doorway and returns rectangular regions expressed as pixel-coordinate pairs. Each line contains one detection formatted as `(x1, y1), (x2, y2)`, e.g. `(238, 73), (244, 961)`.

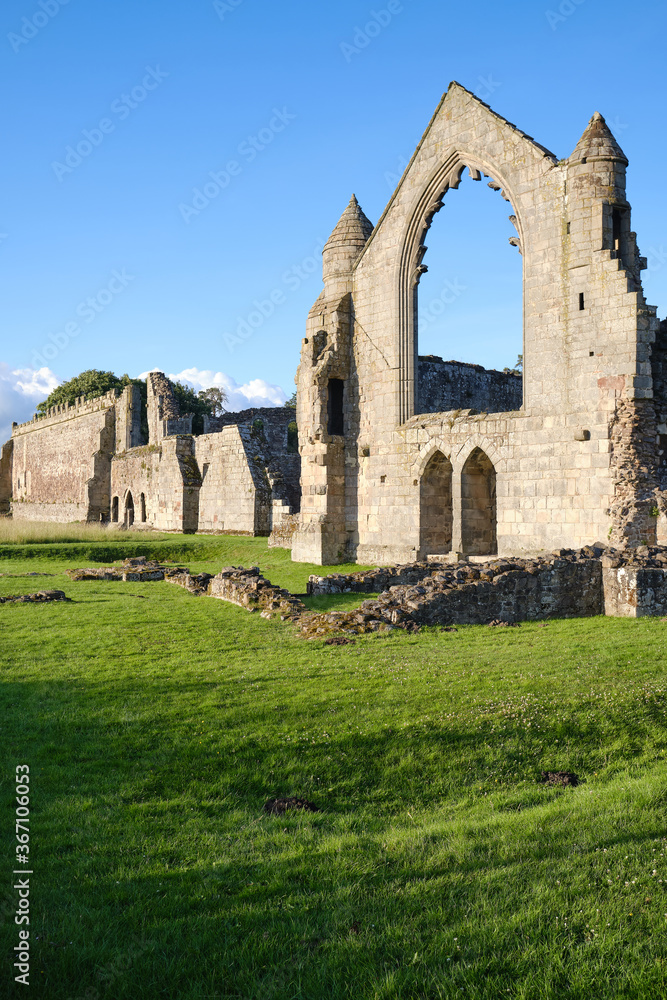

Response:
(461, 448), (497, 555)
(124, 491), (135, 528)
(420, 451), (453, 556)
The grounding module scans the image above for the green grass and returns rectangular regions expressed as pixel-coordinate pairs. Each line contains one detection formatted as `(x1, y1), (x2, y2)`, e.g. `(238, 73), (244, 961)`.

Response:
(1, 533), (667, 998)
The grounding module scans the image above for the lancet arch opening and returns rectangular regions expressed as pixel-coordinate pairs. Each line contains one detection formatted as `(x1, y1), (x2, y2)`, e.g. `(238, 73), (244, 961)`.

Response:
(399, 155), (525, 423)
(419, 450), (453, 556)
(461, 448), (497, 555)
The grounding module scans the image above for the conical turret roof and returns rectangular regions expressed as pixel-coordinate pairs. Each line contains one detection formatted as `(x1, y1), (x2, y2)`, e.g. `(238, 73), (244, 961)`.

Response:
(569, 111), (627, 165)
(324, 195), (374, 252)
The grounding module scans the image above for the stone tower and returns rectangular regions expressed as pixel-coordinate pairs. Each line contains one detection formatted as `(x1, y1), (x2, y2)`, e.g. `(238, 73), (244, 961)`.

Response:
(291, 196), (374, 564)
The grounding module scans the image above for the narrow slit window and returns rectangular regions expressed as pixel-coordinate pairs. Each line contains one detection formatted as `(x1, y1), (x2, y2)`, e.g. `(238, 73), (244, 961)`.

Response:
(579, 292), (585, 311)
(327, 379), (344, 436)
(612, 208), (622, 253)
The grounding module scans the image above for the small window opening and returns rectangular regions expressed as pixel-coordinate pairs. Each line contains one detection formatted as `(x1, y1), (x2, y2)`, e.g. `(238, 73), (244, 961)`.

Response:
(327, 379), (344, 436)
(566, 221), (570, 234)
(579, 292), (585, 311)
(287, 420), (298, 454)
(612, 208), (622, 253)
(140, 492), (147, 522)
(111, 497), (119, 522)
(380, 475), (386, 484)
(589, 350), (595, 357)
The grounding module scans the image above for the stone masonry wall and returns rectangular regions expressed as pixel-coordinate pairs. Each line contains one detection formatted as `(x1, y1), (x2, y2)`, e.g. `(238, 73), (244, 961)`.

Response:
(0, 439), (13, 515)
(293, 83), (659, 565)
(417, 357), (523, 415)
(195, 426), (266, 534)
(147, 371), (181, 444)
(212, 406), (301, 514)
(111, 437), (201, 532)
(10, 392), (117, 522)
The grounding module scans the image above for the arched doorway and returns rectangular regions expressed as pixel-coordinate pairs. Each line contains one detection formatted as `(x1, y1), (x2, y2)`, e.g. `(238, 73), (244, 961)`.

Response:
(124, 491), (135, 528)
(461, 448), (497, 555)
(420, 451), (453, 556)
(111, 496), (119, 522)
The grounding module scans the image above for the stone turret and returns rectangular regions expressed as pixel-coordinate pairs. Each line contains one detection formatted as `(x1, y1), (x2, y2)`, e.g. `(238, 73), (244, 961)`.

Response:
(322, 195), (373, 293)
(569, 111), (627, 167)
(567, 112), (636, 274)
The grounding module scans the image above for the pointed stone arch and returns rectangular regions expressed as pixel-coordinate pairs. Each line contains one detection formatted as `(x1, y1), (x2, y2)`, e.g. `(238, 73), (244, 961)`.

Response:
(454, 436), (505, 475)
(460, 447), (497, 555)
(414, 438), (451, 479)
(419, 449), (453, 556)
(398, 149), (524, 424)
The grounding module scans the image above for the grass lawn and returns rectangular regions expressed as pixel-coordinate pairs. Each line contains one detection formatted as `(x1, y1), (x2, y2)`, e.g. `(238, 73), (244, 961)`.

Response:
(1, 531), (667, 998)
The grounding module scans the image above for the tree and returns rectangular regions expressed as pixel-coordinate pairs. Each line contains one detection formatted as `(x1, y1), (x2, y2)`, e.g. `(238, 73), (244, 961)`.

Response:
(35, 370), (217, 438)
(170, 381), (214, 418)
(35, 370), (132, 414)
(285, 391), (297, 409)
(197, 386), (227, 416)
(503, 354), (523, 375)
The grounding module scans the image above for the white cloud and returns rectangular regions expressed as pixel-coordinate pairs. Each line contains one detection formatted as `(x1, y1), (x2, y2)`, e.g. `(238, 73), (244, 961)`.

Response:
(0, 364), (59, 444)
(137, 367), (288, 411)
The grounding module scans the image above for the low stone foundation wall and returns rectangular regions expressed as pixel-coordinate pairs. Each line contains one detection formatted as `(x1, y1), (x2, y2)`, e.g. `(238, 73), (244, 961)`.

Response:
(602, 547), (667, 616)
(0, 590), (70, 604)
(359, 555), (603, 627)
(66, 557), (174, 583)
(307, 562), (449, 596)
(63, 546), (667, 636)
(207, 566), (306, 619)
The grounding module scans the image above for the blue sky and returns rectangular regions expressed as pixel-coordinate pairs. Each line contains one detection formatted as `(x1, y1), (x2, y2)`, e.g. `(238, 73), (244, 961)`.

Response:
(1, 0), (666, 434)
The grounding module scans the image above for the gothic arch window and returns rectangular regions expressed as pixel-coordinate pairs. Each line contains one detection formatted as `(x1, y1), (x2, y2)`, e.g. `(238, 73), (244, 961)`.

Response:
(399, 155), (524, 422)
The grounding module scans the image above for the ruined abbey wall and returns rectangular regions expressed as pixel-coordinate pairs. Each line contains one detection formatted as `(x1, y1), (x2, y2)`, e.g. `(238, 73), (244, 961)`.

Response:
(293, 83), (662, 565)
(9, 392), (117, 523)
(417, 357), (522, 415)
(5, 377), (299, 535)
(195, 427), (267, 534)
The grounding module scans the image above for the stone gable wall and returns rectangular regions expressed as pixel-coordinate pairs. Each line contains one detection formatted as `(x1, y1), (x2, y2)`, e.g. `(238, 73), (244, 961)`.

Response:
(194, 427), (264, 534)
(293, 83), (661, 565)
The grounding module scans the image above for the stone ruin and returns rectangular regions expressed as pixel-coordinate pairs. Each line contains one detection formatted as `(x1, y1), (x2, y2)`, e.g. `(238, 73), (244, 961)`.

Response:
(292, 82), (667, 566)
(62, 548), (667, 634)
(3, 81), (667, 636)
(0, 372), (299, 539)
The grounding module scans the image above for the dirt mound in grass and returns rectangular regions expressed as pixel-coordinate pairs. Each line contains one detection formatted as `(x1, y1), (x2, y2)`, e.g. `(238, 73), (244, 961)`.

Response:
(540, 770), (579, 787)
(263, 797), (319, 815)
